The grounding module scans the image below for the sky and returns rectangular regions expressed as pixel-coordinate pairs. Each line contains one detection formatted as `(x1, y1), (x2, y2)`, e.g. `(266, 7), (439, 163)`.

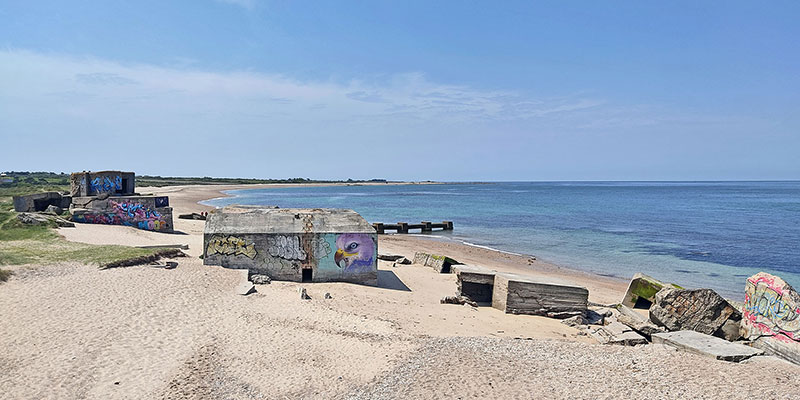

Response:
(1, 1), (798, 181)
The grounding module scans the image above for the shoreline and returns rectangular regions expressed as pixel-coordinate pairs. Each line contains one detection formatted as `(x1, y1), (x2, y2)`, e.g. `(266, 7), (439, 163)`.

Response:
(147, 182), (630, 305)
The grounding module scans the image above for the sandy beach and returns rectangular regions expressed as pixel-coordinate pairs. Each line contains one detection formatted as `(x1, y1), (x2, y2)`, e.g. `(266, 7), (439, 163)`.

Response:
(2, 183), (799, 399)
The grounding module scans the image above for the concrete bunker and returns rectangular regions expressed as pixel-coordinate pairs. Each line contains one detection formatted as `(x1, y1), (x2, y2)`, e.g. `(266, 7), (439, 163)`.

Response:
(203, 206), (378, 285)
(454, 265), (496, 305)
(67, 170), (174, 232)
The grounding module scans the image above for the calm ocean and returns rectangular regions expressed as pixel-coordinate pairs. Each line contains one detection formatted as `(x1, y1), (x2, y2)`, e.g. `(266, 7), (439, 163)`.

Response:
(202, 181), (800, 299)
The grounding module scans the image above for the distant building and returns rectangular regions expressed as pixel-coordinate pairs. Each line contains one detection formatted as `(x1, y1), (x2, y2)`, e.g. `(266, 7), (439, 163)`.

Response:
(0, 173), (12, 184)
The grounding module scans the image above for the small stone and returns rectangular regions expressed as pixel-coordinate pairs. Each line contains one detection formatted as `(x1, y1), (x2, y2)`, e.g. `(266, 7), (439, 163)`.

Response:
(324, 292), (332, 299)
(236, 281), (256, 296)
(299, 287), (311, 300)
(561, 315), (589, 328)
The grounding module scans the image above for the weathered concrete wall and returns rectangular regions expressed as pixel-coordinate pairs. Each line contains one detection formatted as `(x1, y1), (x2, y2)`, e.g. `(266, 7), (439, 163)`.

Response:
(741, 272), (800, 364)
(70, 171), (135, 197)
(492, 273), (588, 318)
(12, 192), (71, 212)
(203, 207), (377, 285)
(70, 196), (173, 232)
(413, 252), (460, 273)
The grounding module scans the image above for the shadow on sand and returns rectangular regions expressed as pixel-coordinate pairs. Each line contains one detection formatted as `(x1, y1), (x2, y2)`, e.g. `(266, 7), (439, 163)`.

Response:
(377, 270), (411, 292)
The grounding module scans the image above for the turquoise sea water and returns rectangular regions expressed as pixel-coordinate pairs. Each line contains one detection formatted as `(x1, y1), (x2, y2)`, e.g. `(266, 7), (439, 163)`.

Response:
(202, 182), (800, 299)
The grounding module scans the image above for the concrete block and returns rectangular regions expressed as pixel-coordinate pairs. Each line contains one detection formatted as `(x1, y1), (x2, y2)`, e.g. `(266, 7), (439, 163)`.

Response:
(621, 272), (682, 309)
(413, 252), (460, 273)
(204, 207), (377, 285)
(649, 288), (741, 338)
(652, 330), (763, 362)
(741, 272), (800, 365)
(491, 273), (588, 318)
(454, 265), (496, 304)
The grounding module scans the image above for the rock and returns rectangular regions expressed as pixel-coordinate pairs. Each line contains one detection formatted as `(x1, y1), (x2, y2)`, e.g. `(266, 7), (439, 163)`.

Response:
(588, 321), (648, 346)
(561, 315), (589, 328)
(250, 274), (271, 284)
(492, 273), (588, 319)
(178, 213), (206, 220)
(652, 331), (763, 362)
(377, 254), (405, 261)
(615, 304), (665, 339)
(741, 272), (800, 365)
(622, 273), (682, 309)
(17, 212), (49, 225)
(324, 293), (332, 299)
(649, 288), (741, 338)
(149, 261), (178, 269)
(396, 257), (411, 265)
(440, 295), (477, 307)
(299, 287), (311, 300)
(235, 281), (256, 296)
(53, 217), (75, 228)
(44, 205), (63, 215)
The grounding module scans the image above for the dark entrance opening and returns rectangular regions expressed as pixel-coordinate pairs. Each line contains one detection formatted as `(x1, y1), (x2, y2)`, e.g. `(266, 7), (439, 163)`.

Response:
(461, 282), (493, 305)
(302, 268), (313, 283)
(633, 297), (653, 309)
(118, 178), (129, 194)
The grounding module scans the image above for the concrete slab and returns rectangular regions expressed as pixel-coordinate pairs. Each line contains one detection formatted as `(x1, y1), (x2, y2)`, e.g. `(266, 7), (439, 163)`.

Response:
(652, 331), (764, 362)
(589, 321), (648, 346)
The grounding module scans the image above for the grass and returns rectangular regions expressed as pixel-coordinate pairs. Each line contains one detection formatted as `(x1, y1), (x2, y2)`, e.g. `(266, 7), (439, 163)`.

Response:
(0, 198), (166, 274)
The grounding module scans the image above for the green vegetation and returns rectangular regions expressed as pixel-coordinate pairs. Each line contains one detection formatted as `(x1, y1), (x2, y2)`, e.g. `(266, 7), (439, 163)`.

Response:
(0, 197), (164, 275)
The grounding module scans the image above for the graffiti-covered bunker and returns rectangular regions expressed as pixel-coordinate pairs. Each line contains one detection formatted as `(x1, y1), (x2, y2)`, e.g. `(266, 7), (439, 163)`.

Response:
(68, 171), (174, 232)
(204, 206), (378, 285)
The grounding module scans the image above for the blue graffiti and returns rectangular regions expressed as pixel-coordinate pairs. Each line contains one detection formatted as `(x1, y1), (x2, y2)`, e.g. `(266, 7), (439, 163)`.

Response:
(90, 176), (122, 194)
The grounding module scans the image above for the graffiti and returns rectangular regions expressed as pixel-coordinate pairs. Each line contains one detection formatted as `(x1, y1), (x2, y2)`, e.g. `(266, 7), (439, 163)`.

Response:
(333, 233), (376, 273)
(72, 200), (169, 231)
(744, 275), (800, 341)
(206, 236), (257, 259)
(267, 235), (307, 260)
(90, 175), (122, 194)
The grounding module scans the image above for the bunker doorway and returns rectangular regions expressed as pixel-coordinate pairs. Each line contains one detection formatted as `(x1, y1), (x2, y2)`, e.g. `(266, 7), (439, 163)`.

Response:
(461, 282), (493, 305)
(302, 268), (313, 283)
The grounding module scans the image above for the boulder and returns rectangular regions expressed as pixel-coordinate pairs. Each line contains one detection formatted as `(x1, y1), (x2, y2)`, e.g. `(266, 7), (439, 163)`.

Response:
(652, 330), (763, 362)
(588, 321), (648, 346)
(649, 288), (741, 339)
(741, 272), (800, 365)
(622, 273), (682, 309)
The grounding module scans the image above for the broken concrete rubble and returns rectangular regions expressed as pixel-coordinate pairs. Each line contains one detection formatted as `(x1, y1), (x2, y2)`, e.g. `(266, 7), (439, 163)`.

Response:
(615, 304), (665, 339)
(652, 330), (763, 362)
(588, 321), (648, 346)
(741, 272), (800, 365)
(649, 288), (741, 340)
(441, 295), (477, 307)
(12, 192), (72, 212)
(622, 273), (682, 309)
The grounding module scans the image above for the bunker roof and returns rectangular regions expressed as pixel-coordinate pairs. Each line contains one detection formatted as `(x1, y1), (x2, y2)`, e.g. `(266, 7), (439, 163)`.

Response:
(205, 206), (375, 234)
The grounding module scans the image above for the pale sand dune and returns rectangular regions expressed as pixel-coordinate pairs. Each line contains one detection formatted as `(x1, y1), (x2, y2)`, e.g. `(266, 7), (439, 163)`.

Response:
(2, 183), (799, 399)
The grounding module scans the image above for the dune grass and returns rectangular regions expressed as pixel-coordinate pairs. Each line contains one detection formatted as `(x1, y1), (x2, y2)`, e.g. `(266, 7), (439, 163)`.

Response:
(0, 198), (165, 273)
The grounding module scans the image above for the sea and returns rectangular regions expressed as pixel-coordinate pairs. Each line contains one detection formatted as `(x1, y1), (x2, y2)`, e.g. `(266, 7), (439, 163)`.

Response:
(202, 181), (800, 300)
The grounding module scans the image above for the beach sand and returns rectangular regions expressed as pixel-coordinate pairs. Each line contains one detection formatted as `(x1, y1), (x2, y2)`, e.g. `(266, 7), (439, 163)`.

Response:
(2, 184), (799, 399)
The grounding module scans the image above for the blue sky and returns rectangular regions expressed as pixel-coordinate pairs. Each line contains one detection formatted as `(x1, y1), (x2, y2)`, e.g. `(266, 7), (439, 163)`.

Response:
(1, 1), (798, 180)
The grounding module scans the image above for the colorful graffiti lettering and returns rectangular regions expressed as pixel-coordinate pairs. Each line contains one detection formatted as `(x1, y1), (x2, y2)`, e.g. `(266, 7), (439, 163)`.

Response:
(206, 236), (257, 259)
(743, 275), (800, 342)
(90, 175), (122, 194)
(333, 233), (375, 273)
(72, 200), (169, 231)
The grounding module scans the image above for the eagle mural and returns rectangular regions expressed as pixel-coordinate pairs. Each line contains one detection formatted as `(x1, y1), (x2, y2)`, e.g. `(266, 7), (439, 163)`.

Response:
(334, 233), (376, 273)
